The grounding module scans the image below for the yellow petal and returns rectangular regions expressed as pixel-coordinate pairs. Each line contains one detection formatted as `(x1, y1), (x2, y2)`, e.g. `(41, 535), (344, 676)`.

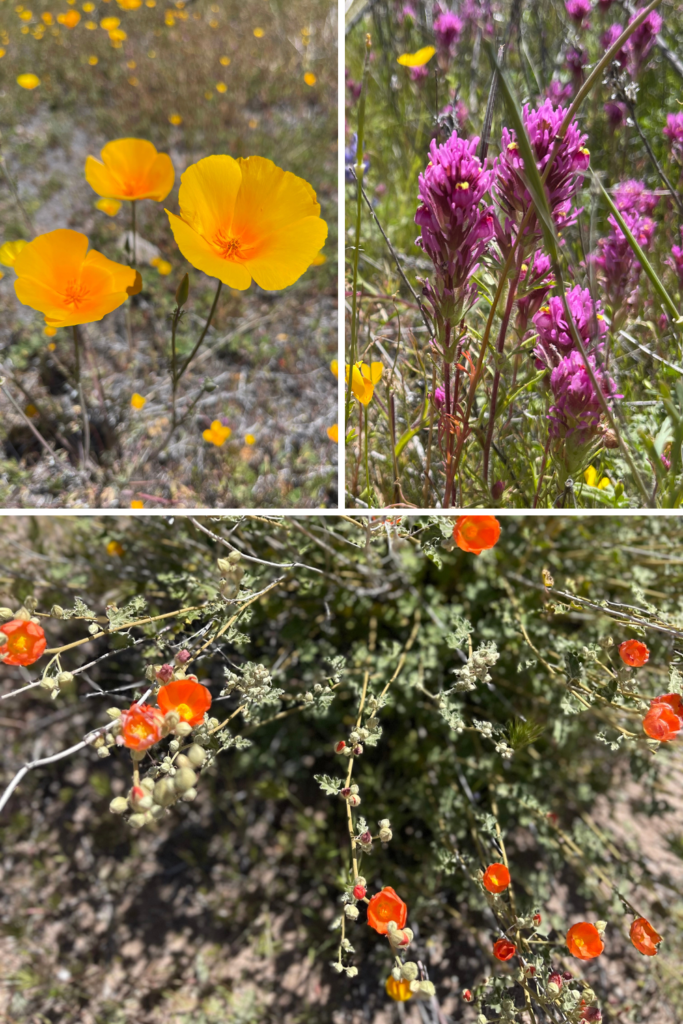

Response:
(131, 393), (146, 409)
(368, 361), (383, 385)
(330, 359), (338, 378)
(598, 476), (611, 490)
(0, 239), (28, 267)
(583, 466), (598, 487)
(17, 73), (40, 89)
(397, 46), (436, 67)
(166, 209), (252, 290)
(85, 138), (175, 201)
(176, 154), (243, 242)
(327, 424), (338, 442)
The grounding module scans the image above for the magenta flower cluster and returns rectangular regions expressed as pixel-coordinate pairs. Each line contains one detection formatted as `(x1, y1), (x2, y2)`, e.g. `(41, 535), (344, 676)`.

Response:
(565, 0), (591, 28)
(433, 11), (463, 51)
(494, 99), (590, 247)
(532, 285), (608, 371)
(548, 350), (618, 443)
(594, 180), (657, 312)
(415, 133), (495, 293)
(663, 111), (683, 158)
(601, 9), (662, 77)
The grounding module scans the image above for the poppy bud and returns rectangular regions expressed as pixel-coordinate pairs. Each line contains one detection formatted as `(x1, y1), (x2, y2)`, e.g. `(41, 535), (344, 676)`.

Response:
(175, 272), (189, 308)
(335, 740), (347, 754)
(15, 607), (31, 621)
(106, 707), (122, 719)
(109, 796), (129, 815)
(462, 990), (473, 1002)
(186, 744), (206, 767)
(358, 830), (372, 845)
(340, 787), (351, 799)
(533, 913), (542, 926)
(344, 904), (359, 920)
(173, 767), (197, 793)
(353, 884), (366, 900)
(350, 784), (359, 794)
(491, 479), (506, 501)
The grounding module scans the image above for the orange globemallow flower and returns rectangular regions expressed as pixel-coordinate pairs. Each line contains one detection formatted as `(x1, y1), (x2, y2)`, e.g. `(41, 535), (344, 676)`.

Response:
(629, 917), (662, 957)
(566, 922), (604, 961)
(120, 703), (164, 750)
(13, 230), (137, 328)
(642, 693), (683, 742)
(367, 887), (408, 935)
(166, 155), (328, 291)
(0, 619), (46, 666)
(619, 639), (649, 667)
(385, 975), (412, 1001)
(483, 863), (511, 894)
(85, 138), (175, 202)
(493, 937), (516, 961)
(157, 678), (212, 726)
(454, 515), (501, 555)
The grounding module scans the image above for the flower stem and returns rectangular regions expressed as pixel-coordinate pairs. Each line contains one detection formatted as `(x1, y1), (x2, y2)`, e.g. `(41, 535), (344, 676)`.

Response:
(130, 200), (137, 267)
(177, 278), (222, 382)
(345, 34), (372, 427)
(72, 325), (90, 471)
(364, 404), (370, 501)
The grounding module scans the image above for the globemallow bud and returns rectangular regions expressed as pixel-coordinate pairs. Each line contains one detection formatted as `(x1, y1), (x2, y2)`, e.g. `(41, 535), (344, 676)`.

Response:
(181, 787), (198, 802)
(173, 767), (197, 793)
(379, 826), (393, 842)
(153, 778), (176, 807)
(344, 904), (360, 920)
(186, 744), (206, 767)
(128, 813), (146, 829)
(175, 721), (193, 737)
(0, 607), (15, 621)
(401, 962), (419, 981)
(109, 796), (129, 815)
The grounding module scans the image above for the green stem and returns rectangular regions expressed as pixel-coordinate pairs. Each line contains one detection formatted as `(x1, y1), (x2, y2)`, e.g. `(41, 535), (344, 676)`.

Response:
(345, 35), (372, 427)
(72, 325), (90, 470)
(171, 307), (180, 426)
(177, 279), (223, 382)
(131, 200), (137, 267)
(364, 404), (370, 501)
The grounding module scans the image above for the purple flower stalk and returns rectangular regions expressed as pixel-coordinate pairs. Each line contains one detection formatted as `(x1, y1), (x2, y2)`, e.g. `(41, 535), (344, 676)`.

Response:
(495, 99), (590, 246)
(663, 111), (683, 158)
(399, 4), (416, 25)
(594, 208), (655, 314)
(565, 0), (591, 27)
(532, 285), (608, 370)
(670, 229), (683, 288)
(516, 250), (554, 330)
(627, 8), (662, 75)
(613, 179), (659, 216)
(566, 46), (588, 88)
(415, 132), (495, 296)
(433, 11), (463, 52)
(600, 24), (627, 65)
(546, 80), (574, 108)
(345, 134), (369, 184)
(549, 350), (619, 443)
(604, 101), (627, 131)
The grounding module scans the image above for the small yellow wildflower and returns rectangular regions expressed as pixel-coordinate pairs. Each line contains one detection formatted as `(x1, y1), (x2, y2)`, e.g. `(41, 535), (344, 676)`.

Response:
(346, 361), (383, 405)
(100, 15), (119, 28)
(304, 72), (316, 86)
(216, 82), (227, 93)
(203, 420), (231, 446)
(245, 433), (256, 445)
(95, 197), (121, 216)
(330, 359), (338, 378)
(131, 393), (146, 410)
(220, 55), (230, 65)
(253, 26), (264, 37)
(130, 500), (144, 509)
(584, 466), (611, 489)
(156, 259), (172, 275)
(168, 113), (182, 125)
(17, 73), (40, 89)
(397, 46), (436, 67)
(106, 539), (124, 556)
(327, 424), (338, 442)
(44, 326), (57, 337)
(24, 403), (39, 418)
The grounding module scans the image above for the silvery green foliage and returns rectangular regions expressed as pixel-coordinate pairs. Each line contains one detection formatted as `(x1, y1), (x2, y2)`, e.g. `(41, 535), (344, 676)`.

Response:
(447, 640), (499, 693)
(314, 774), (344, 796)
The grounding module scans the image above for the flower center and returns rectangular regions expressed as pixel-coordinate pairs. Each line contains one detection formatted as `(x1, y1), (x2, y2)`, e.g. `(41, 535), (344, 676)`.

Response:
(63, 279), (89, 308)
(176, 702), (192, 719)
(8, 632), (28, 654)
(213, 229), (245, 261)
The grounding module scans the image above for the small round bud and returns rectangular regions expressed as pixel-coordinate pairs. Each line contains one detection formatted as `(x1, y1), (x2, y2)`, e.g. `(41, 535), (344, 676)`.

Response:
(352, 884), (366, 900)
(548, 972), (563, 989)
(181, 787), (198, 802)
(128, 813), (146, 829)
(367, 717), (379, 729)
(548, 983), (560, 996)
(462, 989), (473, 1002)
(173, 767), (197, 793)
(168, 739), (180, 753)
(349, 784), (359, 795)
(358, 830), (372, 846)
(349, 731), (360, 743)
(57, 671), (74, 686)
(0, 607), (15, 621)
(344, 905), (359, 920)
(595, 921), (607, 936)
(533, 913), (542, 926)
(150, 804), (165, 819)
(401, 962), (418, 981)
(156, 663), (174, 683)
(348, 794), (361, 807)
(176, 754), (193, 769)
(335, 740), (347, 754)
(331, 963), (344, 974)
(352, 744), (363, 756)
(140, 777), (155, 793)
(340, 787), (350, 799)
(379, 827), (393, 842)
(176, 649), (191, 664)
(186, 744), (206, 767)
(88, 623), (99, 635)
(109, 796), (128, 815)
(378, 818), (390, 828)
(97, 747), (111, 758)
(345, 966), (358, 978)
(106, 707), (122, 719)
(175, 721), (193, 737)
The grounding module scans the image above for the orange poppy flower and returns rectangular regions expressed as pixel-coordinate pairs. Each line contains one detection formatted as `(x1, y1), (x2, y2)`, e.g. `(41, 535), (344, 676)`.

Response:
(629, 917), (662, 956)
(483, 863), (511, 894)
(85, 138), (175, 202)
(454, 515), (501, 555)
(13, 230), (137, 328)
(642, 694), (683, 741)
(157, 678), (212, 726)
(492, 937), (516, 961)
(619, 639), (649, 667)
(367, 886), (408, 935)
(165, 155), (327, 291)
(566, 922), (604, 961)
(385, 975), (413, 1001)
(120, 703), (164, 750)
(0, 618), (46, 666)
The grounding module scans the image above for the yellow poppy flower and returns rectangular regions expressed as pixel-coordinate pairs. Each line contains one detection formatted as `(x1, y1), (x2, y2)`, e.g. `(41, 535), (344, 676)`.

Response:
(203, 420), (231, 446)
(220, 55), (230, 66)
(385, 975), (413, 1002)
(130, 499), (144, 508)
(166, 155), (328, 291)
(253, 27), (264, 37)
(155, 259), (172, 275)
(17, 73), (40, 89)
(330, 359), (338, 378)
(13, 229), (136, 328)
(584, 465), (611, 489)
(168, 113), (182, 126)
(44, 325), (57, 337)
(244, 433), (255, 445)
(327, 424), (338, 442)
(117, 0), (142, 8)
(85, 138), (175, 202)
(57, 9), (80, 26)
(131, 393), (146, 409)
(41, 12), (53, 24)
(106, 539), (124, 555)
(100, 16), (120, 29)
(304, 72), (316, 86)
(0, 239), (28, 267)
(95, 197), (121, 216)
(397, 46), (436, 67)
(345, 361), (383, 405)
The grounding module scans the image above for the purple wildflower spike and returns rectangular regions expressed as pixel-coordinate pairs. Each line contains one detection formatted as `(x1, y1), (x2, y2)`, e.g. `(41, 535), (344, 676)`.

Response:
(613, 179), (659, 216)
(594, 208), (655, 313)
(627, 8), (662, 76)
(434, 11), (463, 51)
(532, 285), (608, 369)
(565, 0), (591, 28)
(516, 250), (555, 330)
(600, 24), (627, 64)
(664, 112), (683, 159)
(549, 350), (619, 442)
